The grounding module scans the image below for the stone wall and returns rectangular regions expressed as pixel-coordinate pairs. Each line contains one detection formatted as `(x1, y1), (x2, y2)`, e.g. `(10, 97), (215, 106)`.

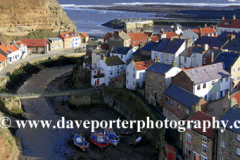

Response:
(103, 88), (164, 160)
(69, 93), (91, 106)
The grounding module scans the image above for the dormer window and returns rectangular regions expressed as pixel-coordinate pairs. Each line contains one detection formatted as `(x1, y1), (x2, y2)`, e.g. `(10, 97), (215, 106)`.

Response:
(225, 22), (229, 25)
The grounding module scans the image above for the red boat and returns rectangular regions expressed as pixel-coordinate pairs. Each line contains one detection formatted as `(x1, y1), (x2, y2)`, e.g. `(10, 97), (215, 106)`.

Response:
(90, 131), (109, 147)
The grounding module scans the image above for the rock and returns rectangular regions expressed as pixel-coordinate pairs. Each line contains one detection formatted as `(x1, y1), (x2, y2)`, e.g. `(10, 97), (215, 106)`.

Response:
(0, 0), (77, 36)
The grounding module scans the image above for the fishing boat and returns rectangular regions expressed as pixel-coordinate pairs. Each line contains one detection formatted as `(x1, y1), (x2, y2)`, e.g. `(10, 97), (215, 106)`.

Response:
(73, 134), (89, 151)
(121, 130), (133, 135)
(104, 128), (120, 146)
(90, 131), (109, 147)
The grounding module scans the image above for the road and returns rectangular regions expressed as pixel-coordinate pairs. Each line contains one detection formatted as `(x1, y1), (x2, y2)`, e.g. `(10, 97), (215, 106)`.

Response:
(0, 47), (86, 78)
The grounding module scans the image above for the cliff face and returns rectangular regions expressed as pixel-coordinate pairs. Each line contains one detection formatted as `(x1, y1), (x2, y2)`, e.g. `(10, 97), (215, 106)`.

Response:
(0, 0), (77, 36)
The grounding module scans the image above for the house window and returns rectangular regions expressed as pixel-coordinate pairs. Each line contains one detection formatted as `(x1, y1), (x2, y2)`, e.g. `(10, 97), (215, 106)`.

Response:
(232, 68), (235, 73)
(166, 54), (169, 60)
(237, 134), (240, 141)
(203, 58), (206, 65)
(202, 136), (207, 143)
(117, 65), (119, 68)
(133, 68), (135, 71)
(225, 77), (228, 82)
(150, 79), (152, 85)
(212, 81), (215, 85)
(186, 133), (191, 144)
(220, 156), (224, 160)
(143, 73), (145, 78)
(165, 97), (168, 102)
(238, 67), (240, 72)
(159, 82), (162, 88)
(98, 63), (100, 67)
(202, 144), (207, 154)
(159, 93), (161, 98)
(220, 140), (225, 148)
(133, 81), (135, 86)
(197, 85), (200, 90)
(121, 55), (123, 59)
(237, 148), (240, 156)
(117, 70), (119, 74)
(133, 73), (135, 78)
(201, 154), (208, 160)
(184, 108), (189, 114)
(184, 57), (187, 63)
(185, 146), (191, 157)
(127, 72), (129, 76)
(220, 127), (225, 133)
(177, 104), (180, 110)
(203, 83), (206, 88)
(238, 76), (240, 81)
(169, 99), (173, 106)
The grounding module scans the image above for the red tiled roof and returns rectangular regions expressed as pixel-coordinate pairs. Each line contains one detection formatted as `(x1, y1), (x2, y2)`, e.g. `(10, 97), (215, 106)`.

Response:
(0, 53), (7, 62)
(134, 61), (153, 70)
(128, 32), (148, 46)
(193, 27), (217, 37)
(229, 19), (240, 28)
(218, 20), (231, 27)
(80, 32), (89, 37)
(16, 41), (27, 48)
(157, 32), (179, 39)
(0, 45), (10, 55)
(144, 32), (153, 37)
(188, 111), (215, 139)
(57, 32), (81, 39)
(165, 144), (176, 153)
(19, 39), (48, 47)
(8, 45), (18, 52)
(150, 36), (159, 42)
(231, 91), (240, 106)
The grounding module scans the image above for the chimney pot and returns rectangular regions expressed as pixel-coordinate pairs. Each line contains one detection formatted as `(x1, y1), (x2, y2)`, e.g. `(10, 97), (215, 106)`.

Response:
(222, 16), (225, 20)
(172, 61), (177, 67)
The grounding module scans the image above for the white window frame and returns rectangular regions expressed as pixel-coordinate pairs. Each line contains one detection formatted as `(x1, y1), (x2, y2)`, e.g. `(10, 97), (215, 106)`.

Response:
(185, 146), (191, 157)
(237, 147), (240, 156)
(237, 134), (240, 141)
(202, 143), (207, 154)
(202, 135), (207, 143)
(186, 133), (191, 144)
(201, 154), (208, 160)
(232, 68), (235, 73)
(220, 140), (225, 148)
(220, 156), (224, 160)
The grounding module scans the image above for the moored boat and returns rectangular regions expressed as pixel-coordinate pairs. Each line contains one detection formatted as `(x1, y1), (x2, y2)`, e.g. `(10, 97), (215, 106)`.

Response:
(104, 127), (120, 146)
(90, 131), (109, 147)
(73, 134), (89, 151)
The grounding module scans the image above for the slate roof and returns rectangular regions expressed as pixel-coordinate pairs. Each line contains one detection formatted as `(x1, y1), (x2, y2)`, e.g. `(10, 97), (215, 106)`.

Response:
(203, 50), (220, 58)
(164, 84), (201, 109)
(213, 52), (239, 70)
(132, 49), (142, 56)
(218, 31), (240, 39)
(183, 63), (230, 84)
(164, 39), (185, 54)
(194, 36), (228, 48)
(48, 37), (62, 42)
(111, 47), (131, 55)
(134, 61), (153, 70)
(141, 41), (157, 52)
(188, 111), (215, 139)
(181, 47), (204, 57)
(223, 39), (240, 52)
(105, 56), (125, 66)
(19, 39), (48, 47)
(152, 39), (170, 52)
(146, 62), (172, 74)
(219, 107), (240, 134)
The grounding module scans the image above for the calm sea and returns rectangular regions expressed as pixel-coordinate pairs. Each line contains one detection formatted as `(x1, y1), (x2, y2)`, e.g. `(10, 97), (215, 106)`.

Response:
(57, 0), (240, 37)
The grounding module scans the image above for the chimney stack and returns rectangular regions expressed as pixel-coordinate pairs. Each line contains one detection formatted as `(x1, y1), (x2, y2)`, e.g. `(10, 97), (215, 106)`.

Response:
(233, 14), (236, 20)
(211, 51), (214, 63)
(189, 48), (192, 57)
(114, 31), (119, 36)
(154, 57), (160, 63)
(205, 23), (207, 28)
(186, 38), (193, 48)
(170, 37), (174, 41)
(204, 43), (209, 51)
(172, 61), (177, 67)
(231, 33), (236, 40)
(123, 29), (128, 34)
(222, 16), (225, 20)
(160, 28), (164, 34)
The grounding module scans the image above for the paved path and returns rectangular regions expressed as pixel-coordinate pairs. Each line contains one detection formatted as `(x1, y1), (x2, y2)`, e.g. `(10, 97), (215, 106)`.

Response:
(15, 66), (77, 160)
(0, 48), (85, 78)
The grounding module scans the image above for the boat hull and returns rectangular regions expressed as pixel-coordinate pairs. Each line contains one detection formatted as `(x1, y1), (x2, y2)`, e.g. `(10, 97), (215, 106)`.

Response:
(73, 134), (89, 151)
(90, 137), (109, 147)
